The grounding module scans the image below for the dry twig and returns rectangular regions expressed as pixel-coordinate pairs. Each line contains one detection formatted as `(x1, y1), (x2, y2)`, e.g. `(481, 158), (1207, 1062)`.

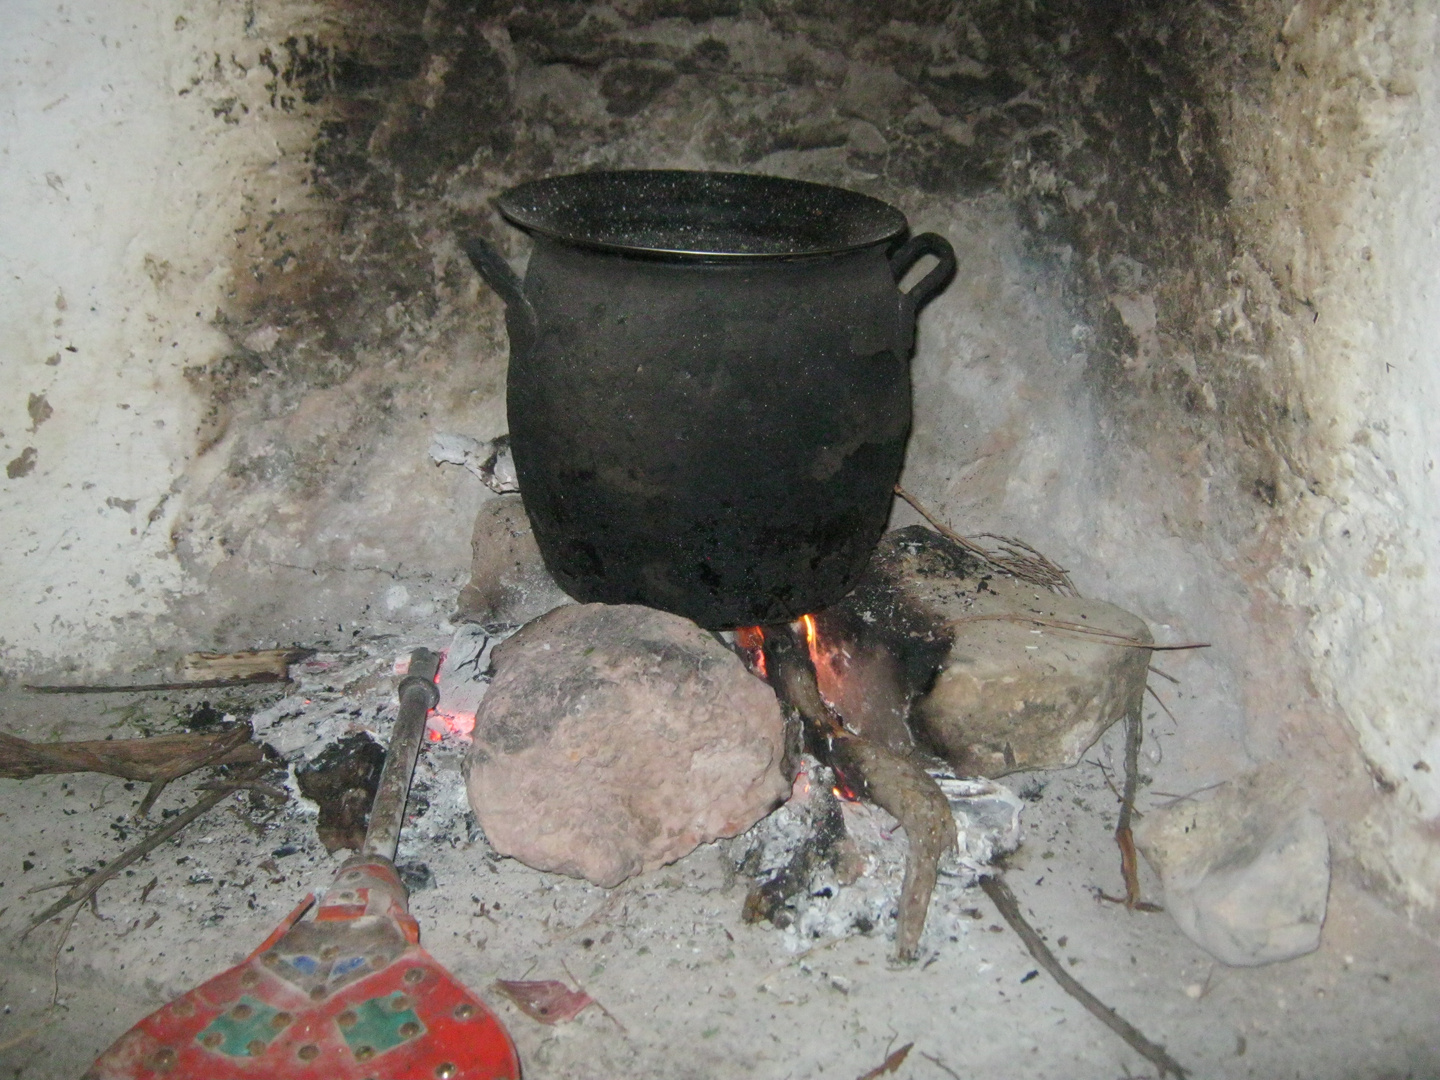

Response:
(135, 724), (264, 818)
(23, 675), (288, 694)
(559, 959), (628, 1035)
(0, 724), (262, 782)
(1115, 699), (1146, 909)
(25, 762), (281, 933)
(1146, 683), (1182, 726)
(946, 613), (1207, 652)
(980, 875), (1188, 1078)
(855, 1042), (913, 1080)
(895, 485), (1078, 595)
(920, 1051), (961, 1079)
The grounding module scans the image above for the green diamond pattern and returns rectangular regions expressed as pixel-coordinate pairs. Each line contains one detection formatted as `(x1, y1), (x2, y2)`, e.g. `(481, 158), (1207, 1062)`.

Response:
(340, 992), (426, 1057)
(195, 996), (281, 1057)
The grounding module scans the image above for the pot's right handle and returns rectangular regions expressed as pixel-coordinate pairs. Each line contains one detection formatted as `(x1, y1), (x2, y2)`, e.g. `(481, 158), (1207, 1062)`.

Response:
(462, 236), (538, 361)
(891, 232), (957, 314)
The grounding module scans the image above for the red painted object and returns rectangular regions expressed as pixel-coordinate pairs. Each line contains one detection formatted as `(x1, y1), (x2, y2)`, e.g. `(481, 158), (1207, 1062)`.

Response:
(87, 861), (519, 1080)
(87, 650), (518, 1080)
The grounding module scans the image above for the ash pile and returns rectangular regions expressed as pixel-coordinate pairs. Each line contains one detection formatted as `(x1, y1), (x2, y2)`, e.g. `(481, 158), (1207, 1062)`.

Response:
(733, 756), (1022, 956)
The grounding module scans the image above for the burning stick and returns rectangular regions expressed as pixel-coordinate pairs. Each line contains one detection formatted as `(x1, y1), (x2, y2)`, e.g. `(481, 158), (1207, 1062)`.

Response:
(893, 487), (1178, 912)
(761, 623), (956, 961)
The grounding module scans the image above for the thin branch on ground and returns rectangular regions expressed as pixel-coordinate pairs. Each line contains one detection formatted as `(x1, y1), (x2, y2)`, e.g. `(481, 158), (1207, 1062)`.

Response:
(1088, 756), (1124, 804)
(1146, 684), (1182, 728)
(1116, 698), (1146, 909)
(1148, 780), (1227, 807)
(1147, 665), (1180, 685)
(50, 903), (81, 1006)
(920, 1051), (962, 1079)
(854, 1041), (912, 1080)
(980, 875), (1188, 1078)
(135, 725), (262, 818)
(25, 762), (280, 934)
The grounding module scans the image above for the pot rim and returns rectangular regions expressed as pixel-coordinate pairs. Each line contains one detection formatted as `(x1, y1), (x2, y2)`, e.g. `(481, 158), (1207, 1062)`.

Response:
(496, 169), (908, 260)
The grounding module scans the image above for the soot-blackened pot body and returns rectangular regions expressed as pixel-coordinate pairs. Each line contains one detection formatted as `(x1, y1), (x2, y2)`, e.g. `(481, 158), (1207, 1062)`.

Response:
(465, 170), (955, 629)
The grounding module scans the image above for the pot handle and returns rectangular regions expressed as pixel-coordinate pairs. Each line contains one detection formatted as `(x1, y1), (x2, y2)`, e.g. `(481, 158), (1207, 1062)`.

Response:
(891, 232), (957, 315)
(462, 236), (538, 361)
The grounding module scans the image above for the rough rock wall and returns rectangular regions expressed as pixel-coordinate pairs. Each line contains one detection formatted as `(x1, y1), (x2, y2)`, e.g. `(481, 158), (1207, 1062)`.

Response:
(2, 0), (1436, 926)
(1205, 0), (1440, 926)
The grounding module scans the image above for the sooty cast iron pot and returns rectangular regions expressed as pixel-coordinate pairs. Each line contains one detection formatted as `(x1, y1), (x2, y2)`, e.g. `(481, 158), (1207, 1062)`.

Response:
(463, 170), (956, 629)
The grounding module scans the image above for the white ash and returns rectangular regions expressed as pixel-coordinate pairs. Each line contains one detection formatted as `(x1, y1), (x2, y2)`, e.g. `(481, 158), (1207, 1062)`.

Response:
(428, 431), (519, 494)
(429, 623), (500, 739)
(248, 646), (404, 762)
(246, 637), (487, 863)
(734, 756), (1022, 955)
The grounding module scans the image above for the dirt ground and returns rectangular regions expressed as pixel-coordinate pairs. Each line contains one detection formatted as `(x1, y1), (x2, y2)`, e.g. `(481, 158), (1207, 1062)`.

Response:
(2, 672), (1436, 1080)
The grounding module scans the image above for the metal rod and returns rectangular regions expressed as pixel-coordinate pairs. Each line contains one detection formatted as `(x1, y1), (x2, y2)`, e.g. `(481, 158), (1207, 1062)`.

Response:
(361, 647), (442, 861)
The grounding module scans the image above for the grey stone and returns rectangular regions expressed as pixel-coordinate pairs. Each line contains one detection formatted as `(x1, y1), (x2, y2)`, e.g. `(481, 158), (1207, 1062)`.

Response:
(1135, 770), (1330, 966)
(820, 527), (1151, 777)
(464, 603), (789, 888)
(846, 119), (889, 156)
(454, 494), (572, 629)
(839, 63), (912, 127)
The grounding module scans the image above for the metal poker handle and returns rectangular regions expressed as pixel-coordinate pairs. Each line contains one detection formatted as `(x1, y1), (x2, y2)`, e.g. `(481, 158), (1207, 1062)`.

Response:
(361, 647), (442, 861)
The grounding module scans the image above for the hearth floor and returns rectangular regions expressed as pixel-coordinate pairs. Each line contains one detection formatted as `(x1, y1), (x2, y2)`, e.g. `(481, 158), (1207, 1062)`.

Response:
(1, 680), (1436, 1080)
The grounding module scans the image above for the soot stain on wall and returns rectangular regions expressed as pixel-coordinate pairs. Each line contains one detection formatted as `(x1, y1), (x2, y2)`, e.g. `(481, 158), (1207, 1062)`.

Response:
(164, 0), (1340, 683)
(191, 1), (1306, 548)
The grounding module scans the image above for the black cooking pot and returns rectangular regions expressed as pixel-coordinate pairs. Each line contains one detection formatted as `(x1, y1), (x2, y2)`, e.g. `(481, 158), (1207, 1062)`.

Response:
(463, 170), (955, 629)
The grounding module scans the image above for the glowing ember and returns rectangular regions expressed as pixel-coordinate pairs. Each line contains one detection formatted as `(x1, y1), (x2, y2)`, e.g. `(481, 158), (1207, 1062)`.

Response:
(791, 766), (815, 799)
(736, 625), (767, 679)
(426, 709), (477, 741)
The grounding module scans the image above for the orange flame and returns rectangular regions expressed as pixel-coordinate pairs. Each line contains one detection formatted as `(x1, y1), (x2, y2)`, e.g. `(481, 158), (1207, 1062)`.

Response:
(736, 625), (767, 680)
(800, 613), (819, 655)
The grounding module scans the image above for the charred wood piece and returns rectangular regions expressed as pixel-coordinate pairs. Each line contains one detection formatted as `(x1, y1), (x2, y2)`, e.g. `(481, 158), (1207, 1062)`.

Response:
(739, 774), (847, 929)
(295, 732), (387, 853)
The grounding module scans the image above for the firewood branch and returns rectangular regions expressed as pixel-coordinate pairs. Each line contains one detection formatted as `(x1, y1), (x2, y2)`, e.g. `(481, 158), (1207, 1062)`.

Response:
(24, 761), (283, 933)
(762, 624), (956, 962)
(980, 875), (1188, 1078)
(0, 723), (263, 783)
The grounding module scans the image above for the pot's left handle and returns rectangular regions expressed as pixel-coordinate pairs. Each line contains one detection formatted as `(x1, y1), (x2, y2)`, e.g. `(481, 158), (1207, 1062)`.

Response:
(462, 237), (538, 362)
(890, 232), (957, 354)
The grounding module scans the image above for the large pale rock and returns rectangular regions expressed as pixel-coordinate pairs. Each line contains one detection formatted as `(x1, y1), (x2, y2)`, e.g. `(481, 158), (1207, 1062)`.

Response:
(820, 526), (1151, 777)
(454, 495), (571, 629)
(464, 603), (789, 887)
(1135, 770), (1330, 966)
